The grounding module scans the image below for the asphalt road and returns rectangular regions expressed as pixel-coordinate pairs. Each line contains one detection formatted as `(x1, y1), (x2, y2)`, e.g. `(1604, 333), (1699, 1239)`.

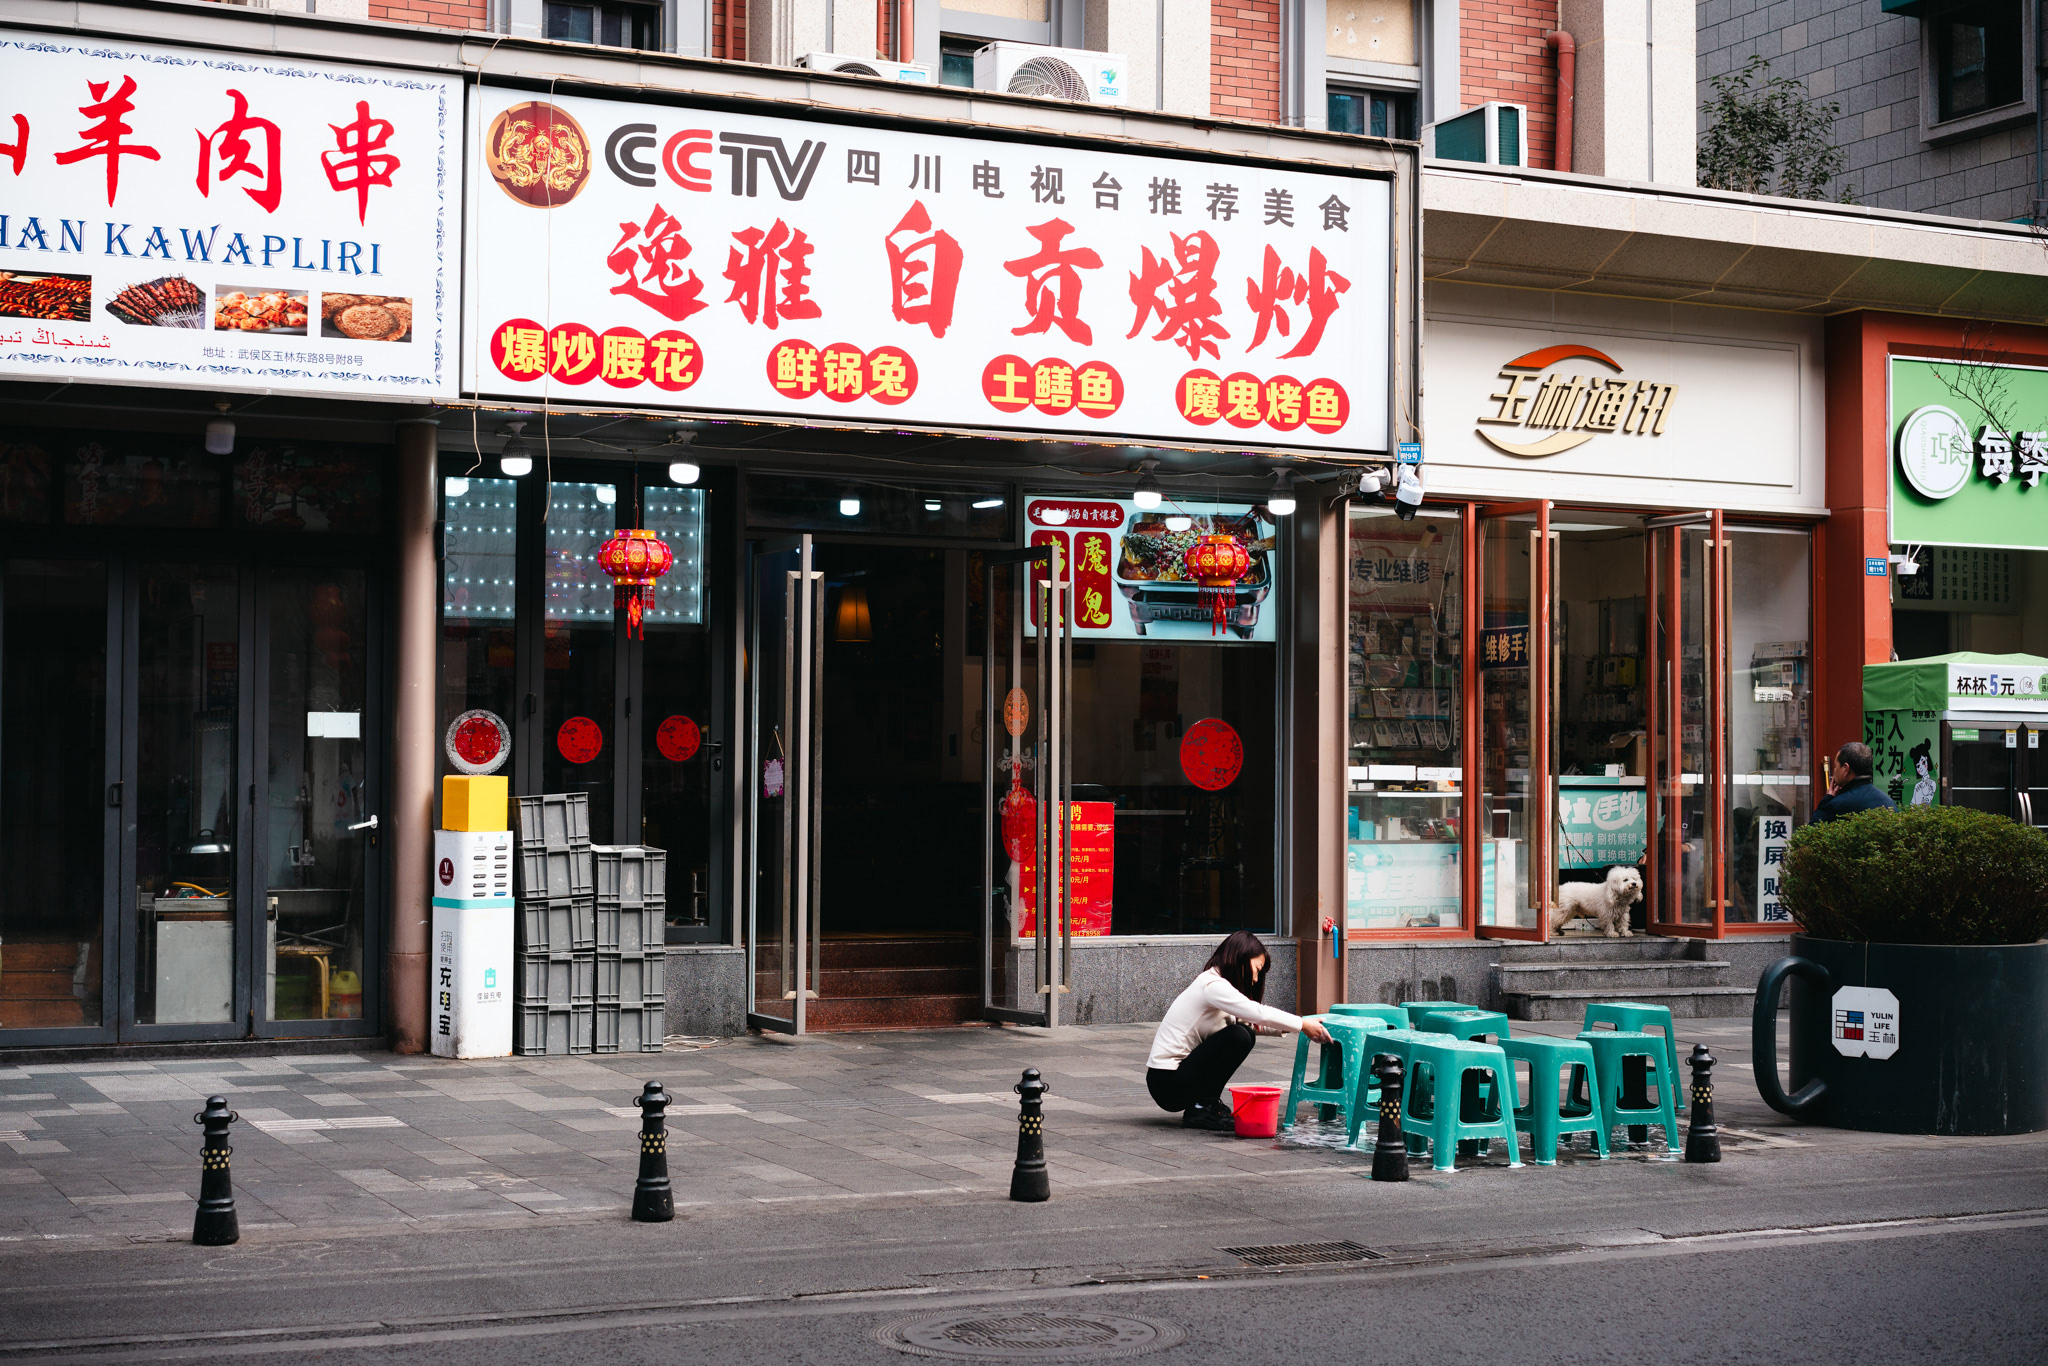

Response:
(2, 1140), (2042, 1365)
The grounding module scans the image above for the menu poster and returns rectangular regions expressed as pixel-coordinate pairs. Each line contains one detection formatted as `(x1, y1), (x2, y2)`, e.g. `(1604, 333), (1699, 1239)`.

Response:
(1016, 801), (1114, 938)
(1023, 494), (1282, 642)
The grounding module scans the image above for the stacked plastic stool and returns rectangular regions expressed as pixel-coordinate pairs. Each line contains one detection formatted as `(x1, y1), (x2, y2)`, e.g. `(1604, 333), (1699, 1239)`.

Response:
(1583, 1001), (1686, 1111)
(1502, 1036), (1609, 1164)
(1280, 1015), (1389, 1145)
(1576, 1028), (1682, 1154)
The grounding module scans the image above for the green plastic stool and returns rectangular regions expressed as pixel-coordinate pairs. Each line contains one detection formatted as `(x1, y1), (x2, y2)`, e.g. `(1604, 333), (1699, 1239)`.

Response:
(1399, 999), (1477, 1027)
(1576, 1029), (1681, 1154)
(1398, 1035), (1523, 1171)
(1280, 1016), (1387, 1141)
(1583, 1002), (1685, 1111)
(1331, 1003), (1410, 1029)
(1502, 1036), (1609, 1164)
(1356, 1028), (1433, 1155)
(1409, 1007), (1511, 1043)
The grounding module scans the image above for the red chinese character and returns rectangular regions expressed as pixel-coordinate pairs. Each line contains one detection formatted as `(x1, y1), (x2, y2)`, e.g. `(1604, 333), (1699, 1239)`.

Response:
(1127, 231), (1229, 362)
(53, 76), (160, 207)
(195, 89), (282, 214)
(1245, 245), (1350, 359)
(723, 219), (821, 329)
(321, 100), (401, 226)
(884, 201), (962, 339)
(1003, 217), (1103, 346)
(606, 204), (706, 322)
(0, 115), (27, 177)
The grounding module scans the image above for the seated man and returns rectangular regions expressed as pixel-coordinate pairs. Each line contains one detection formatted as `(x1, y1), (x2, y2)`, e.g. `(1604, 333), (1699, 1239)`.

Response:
(1812, 741), (1898, 823)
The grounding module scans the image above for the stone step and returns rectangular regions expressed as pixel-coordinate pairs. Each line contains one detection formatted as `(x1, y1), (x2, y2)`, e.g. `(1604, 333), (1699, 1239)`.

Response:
(1498, 938), (1705, 963)
(1501, 984), (1756, 1021)
(817, 936), (978, 970)
(1498, 960), (1734, 992)
(802, 993), (985, 1031)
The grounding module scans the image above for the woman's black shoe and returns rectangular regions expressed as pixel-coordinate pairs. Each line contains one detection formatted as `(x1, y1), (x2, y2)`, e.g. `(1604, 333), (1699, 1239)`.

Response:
(1182, 1103), (1237, 1131)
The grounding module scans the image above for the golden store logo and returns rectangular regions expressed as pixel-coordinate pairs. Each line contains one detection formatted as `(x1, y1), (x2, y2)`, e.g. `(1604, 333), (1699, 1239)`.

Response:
(1475, 344), (1678, 457)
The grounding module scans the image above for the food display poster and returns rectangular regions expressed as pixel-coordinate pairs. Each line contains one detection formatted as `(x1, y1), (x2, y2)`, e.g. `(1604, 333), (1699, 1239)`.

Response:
(1017, 801), (1114, 939)
(464, 86), (1390, 449)
(1023, 495), (1282, 642)
(0, 36), (455, 398)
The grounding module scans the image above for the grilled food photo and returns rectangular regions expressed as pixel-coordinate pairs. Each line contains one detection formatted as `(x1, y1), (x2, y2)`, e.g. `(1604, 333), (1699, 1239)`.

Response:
(214, 287), (310, 333)
(105, 275), (207, 328)
(320, 293), (413, 342)
(0, 272), (94, 323)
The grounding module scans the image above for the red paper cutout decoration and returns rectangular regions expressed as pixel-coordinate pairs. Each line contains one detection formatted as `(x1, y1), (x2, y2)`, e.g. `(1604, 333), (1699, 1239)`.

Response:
(1182, 533), (1251, 634)
(445, 709), (510, 775)
(1180, 718), (1244, 791)
(557, 716), (603, 765)
(597, 528), (675, 639)
(999, 757), (1037, 861)
(656, 714), (701, 762)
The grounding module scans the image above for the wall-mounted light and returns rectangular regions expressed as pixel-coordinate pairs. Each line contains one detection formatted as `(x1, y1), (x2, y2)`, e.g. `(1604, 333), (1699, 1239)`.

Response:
(498, 420), (532, 477)
(204, 401), (235, 456)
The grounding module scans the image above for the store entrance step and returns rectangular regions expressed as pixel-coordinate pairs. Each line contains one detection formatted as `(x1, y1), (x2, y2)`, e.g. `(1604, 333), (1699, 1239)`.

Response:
(749, 936), (985, 1030)
(1500, 984), (1757, 1021)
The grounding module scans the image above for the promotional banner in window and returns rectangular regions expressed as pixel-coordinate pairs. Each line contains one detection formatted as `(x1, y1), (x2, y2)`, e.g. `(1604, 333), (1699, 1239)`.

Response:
(463, 87), (1391, 450)
(0, 36), (457, 398)
(1023, 495), (1283, 641)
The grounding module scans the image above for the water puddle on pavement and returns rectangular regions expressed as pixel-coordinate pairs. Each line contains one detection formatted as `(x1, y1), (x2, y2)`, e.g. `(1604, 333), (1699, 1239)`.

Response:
(1267, 1114), (1685, 1168)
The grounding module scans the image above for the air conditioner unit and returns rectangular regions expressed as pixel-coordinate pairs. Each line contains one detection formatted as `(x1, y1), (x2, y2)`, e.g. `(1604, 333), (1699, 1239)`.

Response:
(1427, 101), (1527, 168)
(794, 52), (935, 84)
(973, 43), (1129, 105)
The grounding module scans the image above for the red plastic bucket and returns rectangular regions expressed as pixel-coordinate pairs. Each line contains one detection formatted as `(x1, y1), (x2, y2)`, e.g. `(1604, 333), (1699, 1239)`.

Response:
(1230, 1085), (1284, 1138)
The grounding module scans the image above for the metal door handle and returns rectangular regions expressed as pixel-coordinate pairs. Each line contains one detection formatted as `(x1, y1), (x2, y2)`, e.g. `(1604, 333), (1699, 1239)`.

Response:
(348, 815), (379, 831)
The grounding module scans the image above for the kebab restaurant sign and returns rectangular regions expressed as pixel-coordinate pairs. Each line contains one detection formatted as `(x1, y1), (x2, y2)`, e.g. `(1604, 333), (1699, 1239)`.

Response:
(1422, 314), (1820, 508)
(0, 37), (456, 398)
(464, 88), (1391, 449)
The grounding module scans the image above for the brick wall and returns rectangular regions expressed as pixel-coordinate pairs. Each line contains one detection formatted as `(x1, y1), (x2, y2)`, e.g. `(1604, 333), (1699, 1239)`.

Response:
(368, 0), (487, 28)
(1698, 0), (2034, 222)
(715, 0), (747, 60)
(1212, 1), (1282, 122)
(1463, 1), (1559, 170)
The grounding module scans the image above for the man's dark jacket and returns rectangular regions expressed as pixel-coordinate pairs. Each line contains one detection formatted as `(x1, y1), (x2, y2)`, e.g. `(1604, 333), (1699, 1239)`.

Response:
(1813, 777), (1898, 823)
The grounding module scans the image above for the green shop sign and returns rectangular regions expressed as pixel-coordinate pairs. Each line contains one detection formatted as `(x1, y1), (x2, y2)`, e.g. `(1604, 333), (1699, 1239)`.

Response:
(1890, 357), (2048, 551)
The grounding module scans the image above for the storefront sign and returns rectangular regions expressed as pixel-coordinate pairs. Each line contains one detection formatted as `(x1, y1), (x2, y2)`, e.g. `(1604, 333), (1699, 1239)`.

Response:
(1017, 801), (1113, 938)
(1478, 624), (1530, 670)
(1831, 986), (1900, 1060)
(1423, 305), (1820, 510)
(1756, 814), (1793, 923)
(1890, 358), (2048, 550)
(0, 36), (455, 399)
(1345, 841), (1464, 930)
(1556, 778), (1646, 869)
(1946, 662), (2048, 711)
(1896, 547), (2015, 612)
(465, 87), (1391, 449)
(1024, 496), (1282, 641)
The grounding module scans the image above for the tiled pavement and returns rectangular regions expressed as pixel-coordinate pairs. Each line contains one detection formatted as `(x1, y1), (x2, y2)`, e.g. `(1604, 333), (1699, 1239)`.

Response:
(0, 1016), (2014, 1244)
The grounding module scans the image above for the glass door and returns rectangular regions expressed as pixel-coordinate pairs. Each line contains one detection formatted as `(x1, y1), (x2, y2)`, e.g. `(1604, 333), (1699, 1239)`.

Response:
(979, 544), (1070, 1027)
(746, 535), (821, 1033)
(2022, 723), (2048, 834)
(1647, 514), (1725, 934)
(1473, 502), (1552, 939)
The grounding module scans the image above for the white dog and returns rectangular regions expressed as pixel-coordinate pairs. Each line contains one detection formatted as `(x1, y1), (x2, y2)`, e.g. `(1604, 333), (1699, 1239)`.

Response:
(1549, 866), (1644, 937)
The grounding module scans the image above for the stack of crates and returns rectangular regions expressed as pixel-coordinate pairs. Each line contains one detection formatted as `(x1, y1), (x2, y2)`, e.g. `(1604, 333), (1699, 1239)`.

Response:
(593, 844), (667, 1052)
(512, 793), (595, 1055)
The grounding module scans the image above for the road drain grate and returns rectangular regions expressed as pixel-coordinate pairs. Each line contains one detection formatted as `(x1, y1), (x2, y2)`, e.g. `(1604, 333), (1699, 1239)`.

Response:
(1221, 1239), (1387, 1268)
(879, 1311), (1184, 1360)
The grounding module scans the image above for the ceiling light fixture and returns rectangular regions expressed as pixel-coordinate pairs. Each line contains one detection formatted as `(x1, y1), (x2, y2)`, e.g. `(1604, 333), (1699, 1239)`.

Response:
(204, 401), (235, 456)
(498, 420), (532, 477)
(1165, 514), (1193, 532)
(972, 497), (1004, 509)
(1132, 457), (1163, 510)
(1266, 469), (1297, 517)
(839, 496), (861, 517)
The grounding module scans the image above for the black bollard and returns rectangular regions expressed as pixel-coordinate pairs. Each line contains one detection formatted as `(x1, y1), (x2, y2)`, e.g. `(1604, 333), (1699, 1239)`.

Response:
(631, 1081), (674, 1222)
(1684, 1045), (1722, 1164)
(191, 1096), (240, 1246)
(1369, 1054), (1409, 1182)
(1009, 1067), (1050, 1202)
(1621, 1053), (1650, 1145)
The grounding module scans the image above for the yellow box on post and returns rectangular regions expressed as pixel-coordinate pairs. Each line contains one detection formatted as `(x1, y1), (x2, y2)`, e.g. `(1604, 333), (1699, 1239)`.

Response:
(442, 775), (509, 832)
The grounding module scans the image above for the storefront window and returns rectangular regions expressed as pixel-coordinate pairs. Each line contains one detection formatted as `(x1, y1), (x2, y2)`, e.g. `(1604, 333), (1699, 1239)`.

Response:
(545, 482), (618, 841)
(1726, 528), (1812, 925)
(641, 487), (712, 932)
(439, 477), (518, 793)
(1346, 507), (1464, 932)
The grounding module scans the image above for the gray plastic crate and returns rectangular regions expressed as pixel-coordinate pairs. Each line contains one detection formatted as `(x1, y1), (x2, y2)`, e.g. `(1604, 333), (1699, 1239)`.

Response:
(515, 843), (594, 901)
(596, 952), (664, 1004)
(591, 845), (666, 908)
(516, 1004), (576, 1056)
(517, 895), (595, 955)
(595, 1002), (665, 1054)
(518, 952), (595, 1007)
(594, 902), (656, 956)
(513, 792), (591, 849)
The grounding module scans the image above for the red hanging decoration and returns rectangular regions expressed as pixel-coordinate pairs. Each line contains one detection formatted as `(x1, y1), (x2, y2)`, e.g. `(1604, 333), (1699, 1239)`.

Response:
(999, 757), (1036, 863)
(596, 528), (675, 639)
(1182, 532), (1252, 634)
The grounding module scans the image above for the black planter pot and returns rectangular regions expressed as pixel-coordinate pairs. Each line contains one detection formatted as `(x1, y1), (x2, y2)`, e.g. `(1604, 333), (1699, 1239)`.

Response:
(1753, 935), (2048, 1135)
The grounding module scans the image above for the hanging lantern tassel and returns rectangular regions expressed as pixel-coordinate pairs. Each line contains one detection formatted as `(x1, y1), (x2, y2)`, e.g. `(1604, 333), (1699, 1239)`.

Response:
(1182, 533), (1251, 635)
(597, 529), (676, 640)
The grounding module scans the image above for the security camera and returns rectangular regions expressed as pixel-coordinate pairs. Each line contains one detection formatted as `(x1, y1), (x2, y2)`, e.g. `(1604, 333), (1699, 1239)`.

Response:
(1393, 465), (1424, 522)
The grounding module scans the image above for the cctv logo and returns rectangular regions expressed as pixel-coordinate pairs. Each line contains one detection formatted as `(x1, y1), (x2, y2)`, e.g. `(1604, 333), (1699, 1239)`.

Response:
(606, 126), (826, 200)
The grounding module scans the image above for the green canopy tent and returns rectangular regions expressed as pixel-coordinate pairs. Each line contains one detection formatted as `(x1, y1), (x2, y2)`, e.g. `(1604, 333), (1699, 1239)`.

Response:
(1862, 653), (2048, 813)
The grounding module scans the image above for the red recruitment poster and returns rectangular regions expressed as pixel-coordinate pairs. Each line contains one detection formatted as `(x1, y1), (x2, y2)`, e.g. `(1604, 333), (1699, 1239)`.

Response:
(1016, 801), (1114, 938)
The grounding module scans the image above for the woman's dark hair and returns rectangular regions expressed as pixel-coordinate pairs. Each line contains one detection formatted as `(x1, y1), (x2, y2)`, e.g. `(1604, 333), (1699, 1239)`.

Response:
(1204, 930), (1269, 1002)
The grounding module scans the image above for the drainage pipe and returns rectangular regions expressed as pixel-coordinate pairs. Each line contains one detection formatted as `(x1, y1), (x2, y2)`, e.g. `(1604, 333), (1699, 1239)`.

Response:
(1546, 29), (1576, 174)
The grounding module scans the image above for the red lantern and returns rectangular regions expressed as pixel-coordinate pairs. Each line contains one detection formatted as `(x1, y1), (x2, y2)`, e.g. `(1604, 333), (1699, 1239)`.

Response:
(596, 528), (675, 639)
(1182, 533), (1251, 634)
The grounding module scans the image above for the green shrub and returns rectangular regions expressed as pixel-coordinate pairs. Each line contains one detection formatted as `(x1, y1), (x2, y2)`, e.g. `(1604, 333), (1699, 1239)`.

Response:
(1780, 805), (2048, 944)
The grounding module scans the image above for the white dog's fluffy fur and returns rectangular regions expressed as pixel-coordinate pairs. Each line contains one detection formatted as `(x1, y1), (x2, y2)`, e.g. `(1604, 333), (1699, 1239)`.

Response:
(1549, 865), (1644, 937)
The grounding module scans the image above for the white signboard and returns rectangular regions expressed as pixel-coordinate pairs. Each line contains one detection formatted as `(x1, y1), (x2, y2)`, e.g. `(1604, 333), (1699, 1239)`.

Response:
(1756, 813), (1793, 923)
(1946, 662), (2048, 713)
(1421, 297), (1822, 511)
(0, 36), (456, 398)
(1023, 494), (1281, 641)
(465, 88), (1390, 449)
(1830, 985), (1900, 1060)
